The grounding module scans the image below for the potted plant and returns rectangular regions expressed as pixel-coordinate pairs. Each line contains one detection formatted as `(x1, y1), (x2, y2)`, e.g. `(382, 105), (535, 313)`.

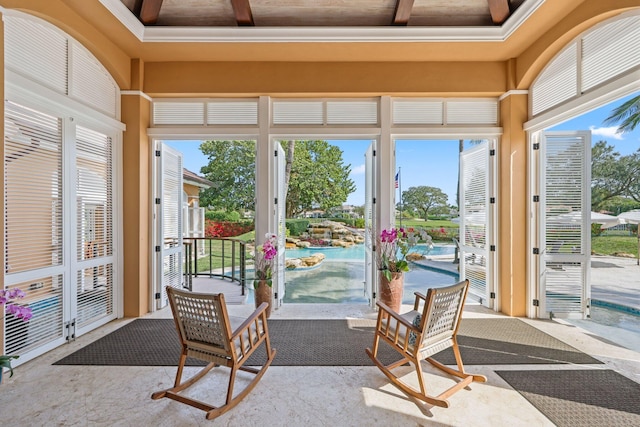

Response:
(1, 288), (32, 384)
(253, 233), (278, 318)
(376, 227), (423, 312)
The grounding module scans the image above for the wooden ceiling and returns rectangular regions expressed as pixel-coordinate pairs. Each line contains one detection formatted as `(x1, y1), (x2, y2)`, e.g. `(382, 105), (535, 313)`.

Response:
(121, 0), (527, 27)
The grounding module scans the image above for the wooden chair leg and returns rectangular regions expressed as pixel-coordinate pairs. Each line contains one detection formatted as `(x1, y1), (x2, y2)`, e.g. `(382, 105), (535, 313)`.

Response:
(205, 347), (277, 420)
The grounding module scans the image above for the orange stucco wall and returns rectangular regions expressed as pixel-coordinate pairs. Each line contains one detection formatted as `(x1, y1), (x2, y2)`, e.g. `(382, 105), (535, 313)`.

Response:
(184, 183), (201, 203)
(121, 59), (151, 316)
(143, 61), (508, 97)
(498, 94), (529, 316)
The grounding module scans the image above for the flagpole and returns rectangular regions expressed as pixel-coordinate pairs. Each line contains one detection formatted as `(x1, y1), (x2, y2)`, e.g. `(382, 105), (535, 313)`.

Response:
(398, 167), (402, 228)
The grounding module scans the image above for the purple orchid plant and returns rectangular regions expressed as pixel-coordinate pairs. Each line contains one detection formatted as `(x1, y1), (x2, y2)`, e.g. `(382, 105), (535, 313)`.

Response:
(1, 288), (33, 380)
(254, 233), (278, 288)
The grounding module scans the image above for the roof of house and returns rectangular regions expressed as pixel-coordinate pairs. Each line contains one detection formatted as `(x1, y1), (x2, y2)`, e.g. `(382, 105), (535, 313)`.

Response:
(183, 168), (215, 189)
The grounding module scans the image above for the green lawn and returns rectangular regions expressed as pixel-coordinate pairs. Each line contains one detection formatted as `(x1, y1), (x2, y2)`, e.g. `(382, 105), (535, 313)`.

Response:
(397, 218), (457, 229)
(194, 223), (637, 272)
(592, 235), (638, 257)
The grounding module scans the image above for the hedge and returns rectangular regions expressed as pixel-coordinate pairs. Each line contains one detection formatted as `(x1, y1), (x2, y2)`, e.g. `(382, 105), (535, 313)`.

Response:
(205, 210), (241, 222)
(286, 219), (310, 236)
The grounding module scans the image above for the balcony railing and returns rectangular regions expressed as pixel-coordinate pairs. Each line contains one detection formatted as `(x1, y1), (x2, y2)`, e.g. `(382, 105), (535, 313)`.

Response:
(182, 237), (248, 295)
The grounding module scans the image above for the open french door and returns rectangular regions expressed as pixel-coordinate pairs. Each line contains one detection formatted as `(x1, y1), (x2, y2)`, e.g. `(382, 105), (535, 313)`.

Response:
(459, 140), (496, 307)
(537, 131), (591, 319)
(364, 141), (377, 307)
(272, 142), (287, 308)
(4, 100), (118, 366)
(154, 141), (183, 309)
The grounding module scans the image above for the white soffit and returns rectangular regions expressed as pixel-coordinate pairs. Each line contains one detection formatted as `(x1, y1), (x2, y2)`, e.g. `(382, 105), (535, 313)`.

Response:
(98, 0), (546, 43)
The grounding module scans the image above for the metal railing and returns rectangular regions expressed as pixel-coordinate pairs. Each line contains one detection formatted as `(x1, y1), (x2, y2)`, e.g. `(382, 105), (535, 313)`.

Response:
(183, 237), (248, 295)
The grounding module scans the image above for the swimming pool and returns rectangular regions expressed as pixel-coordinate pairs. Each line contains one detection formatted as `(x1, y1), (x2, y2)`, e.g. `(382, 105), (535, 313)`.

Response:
(246, 243), (459, 304)
(286, 243), (455, 261)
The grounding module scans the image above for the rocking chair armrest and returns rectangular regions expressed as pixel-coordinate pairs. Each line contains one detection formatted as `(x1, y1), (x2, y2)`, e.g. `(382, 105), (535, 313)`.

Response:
(376, 301), (416, 331)
(230, 302), (269, 339)
(413, 292), (427, 311)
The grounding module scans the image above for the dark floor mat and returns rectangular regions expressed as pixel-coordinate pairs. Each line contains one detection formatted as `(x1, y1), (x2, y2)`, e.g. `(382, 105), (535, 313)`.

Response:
(53, 317), (601, 366)
(496, 369), (640, 427)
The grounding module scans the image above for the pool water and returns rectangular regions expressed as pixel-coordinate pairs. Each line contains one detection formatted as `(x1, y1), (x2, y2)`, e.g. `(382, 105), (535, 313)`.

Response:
(286, 243), (455, 261)
(247, 244), (459, 304)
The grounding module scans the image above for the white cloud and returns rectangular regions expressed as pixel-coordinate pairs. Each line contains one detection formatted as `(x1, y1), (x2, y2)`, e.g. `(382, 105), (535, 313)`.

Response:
(351, 164), (366, 175)
(589, 126), (623, 140)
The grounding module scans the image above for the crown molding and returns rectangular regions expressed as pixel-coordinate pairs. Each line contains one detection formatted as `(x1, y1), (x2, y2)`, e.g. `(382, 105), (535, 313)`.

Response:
(99, 0), (545, 43)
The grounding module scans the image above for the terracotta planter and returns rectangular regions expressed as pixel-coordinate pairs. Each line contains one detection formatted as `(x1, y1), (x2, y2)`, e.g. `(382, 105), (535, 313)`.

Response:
(379, 272), (404, 313)
(254, 280), (272, 318)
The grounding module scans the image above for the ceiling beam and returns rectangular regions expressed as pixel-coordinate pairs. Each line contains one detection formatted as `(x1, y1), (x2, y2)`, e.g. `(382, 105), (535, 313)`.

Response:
(392, 0), (414, 26)
(487, 0), (510, 25)
(131, 0), (143, 17)
(231, 0), (255, 26)
(139, 0), (163, 25)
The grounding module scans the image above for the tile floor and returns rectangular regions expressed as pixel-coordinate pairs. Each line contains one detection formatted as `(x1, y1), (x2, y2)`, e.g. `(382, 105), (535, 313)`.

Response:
(1, 301), (639, 426)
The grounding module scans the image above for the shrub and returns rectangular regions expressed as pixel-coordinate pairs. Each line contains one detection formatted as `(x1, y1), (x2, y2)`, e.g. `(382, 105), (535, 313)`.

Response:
(425, 227), (458, 241)
(204, 220), (254, 238)
(286, 219), (310, 236)
(591, 223), (603, 236)
(205, 210), (241, 222)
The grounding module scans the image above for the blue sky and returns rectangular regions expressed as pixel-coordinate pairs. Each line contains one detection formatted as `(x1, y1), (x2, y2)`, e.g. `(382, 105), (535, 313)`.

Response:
(166, 92), (639, 208)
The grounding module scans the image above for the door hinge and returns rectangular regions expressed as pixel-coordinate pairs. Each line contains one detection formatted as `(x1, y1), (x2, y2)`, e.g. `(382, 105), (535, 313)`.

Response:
(490, 197), (495, 204)
(372, 197), (376, 204)
(533, 195), (540, 202)
(532, 299), (539, 307)
(373, 150), (376, 156)
(274, 197), (278, 204)
(373, 292), (376, 299)
(533, 143), (540, 150)
(274, 292), (278, 300)
(65, 319), (76, 341)
(490, 292), (496, 299)
(372, 244), (376, 252)
(155, 150), (161, 157)
(155, 245), (161, 252)
(155, 198), (161, 205)
(274, 150), (278, 156)
(155, 292), (161, 300)
(489, 149), (495, 156)
(490, 245), (496, 251)
(533, 247), (539, 255)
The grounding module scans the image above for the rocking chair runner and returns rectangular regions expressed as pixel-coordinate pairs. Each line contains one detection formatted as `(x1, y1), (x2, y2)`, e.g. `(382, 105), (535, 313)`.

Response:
(366, 279), (486, 408)
(152, 287), (276, 420)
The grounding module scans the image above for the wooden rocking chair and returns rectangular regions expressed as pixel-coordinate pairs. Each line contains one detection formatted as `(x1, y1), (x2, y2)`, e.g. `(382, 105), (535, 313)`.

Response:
(152, 287), (276, 420)
(366, 279), (486, 408)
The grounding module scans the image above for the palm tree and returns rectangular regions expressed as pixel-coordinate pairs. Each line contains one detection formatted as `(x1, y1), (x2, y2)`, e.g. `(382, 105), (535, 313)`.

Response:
(603, 95), (640, 133)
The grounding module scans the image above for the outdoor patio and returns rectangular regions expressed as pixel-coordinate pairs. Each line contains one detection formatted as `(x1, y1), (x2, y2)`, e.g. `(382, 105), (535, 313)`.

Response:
(1, 294), (639, 426)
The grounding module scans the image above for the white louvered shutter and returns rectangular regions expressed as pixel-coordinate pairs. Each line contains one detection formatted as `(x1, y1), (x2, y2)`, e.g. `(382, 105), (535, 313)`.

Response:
(540, 132), (591, 319)
(393, 100), (444, 125)
(4, 100), (65, 354)
(207, 101), (258, 125)
(364, 142), (376, 307)
(272, 101), (324, 125)
(157, 143), (184, 308)
(459, 142), (491, 305)
(272, 143), (287, 309)
(326, 101), (378, 124)
(74, 125), (115, 329)
(153, 102), (205, 125)
(531, 43), (578, 116)
(581, 14), (640, 92)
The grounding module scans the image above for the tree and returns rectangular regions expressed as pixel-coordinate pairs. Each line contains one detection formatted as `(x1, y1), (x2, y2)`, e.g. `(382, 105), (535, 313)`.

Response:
(199, 140), (256, 212)
(402, 186), (449, 220)
(604, 95), (640, 134)
(591, 141), (640, 209)
(198, 139), (356, 218)
(285, 140), (355, 217)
